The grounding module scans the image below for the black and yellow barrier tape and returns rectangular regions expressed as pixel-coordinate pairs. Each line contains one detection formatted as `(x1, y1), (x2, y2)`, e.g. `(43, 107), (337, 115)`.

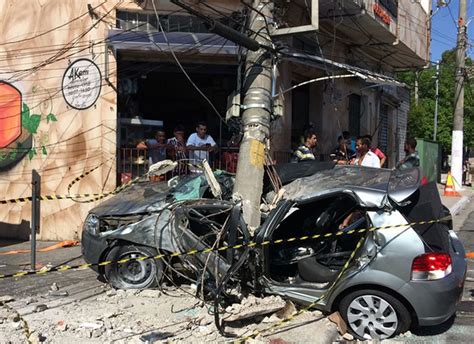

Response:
(1, 301), (32, 342)
(0, 159), (197, 205)
(66, 158), (113, 195)
(236, 236), (366, 343)
(0, 174), (143, 205)
(0, 217), (449, 280)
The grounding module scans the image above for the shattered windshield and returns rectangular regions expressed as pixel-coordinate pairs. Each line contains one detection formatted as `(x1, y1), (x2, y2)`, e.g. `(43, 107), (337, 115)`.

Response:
(170, 171), (235, 201)
(171, 174), (206, 201)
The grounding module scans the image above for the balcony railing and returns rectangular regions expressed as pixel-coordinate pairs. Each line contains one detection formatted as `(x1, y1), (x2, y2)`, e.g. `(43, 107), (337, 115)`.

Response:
(118, 148), (293, 185)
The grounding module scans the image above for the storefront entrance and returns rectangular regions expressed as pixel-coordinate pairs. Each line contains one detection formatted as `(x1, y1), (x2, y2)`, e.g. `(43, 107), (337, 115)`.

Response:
(116, 56), (239, 183)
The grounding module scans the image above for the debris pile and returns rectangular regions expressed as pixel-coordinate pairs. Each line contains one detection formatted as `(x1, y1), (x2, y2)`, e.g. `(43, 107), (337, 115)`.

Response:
(1, 283), (335, 343)
(0, 296), (28, 344)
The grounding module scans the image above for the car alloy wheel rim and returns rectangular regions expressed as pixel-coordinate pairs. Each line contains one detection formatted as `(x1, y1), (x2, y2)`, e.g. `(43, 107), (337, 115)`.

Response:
(346, 294), (398, 340)
(117, 252), (153, 284)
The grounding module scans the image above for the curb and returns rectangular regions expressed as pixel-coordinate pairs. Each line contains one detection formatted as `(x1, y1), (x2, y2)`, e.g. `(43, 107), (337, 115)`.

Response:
(449, 195), (471, 216)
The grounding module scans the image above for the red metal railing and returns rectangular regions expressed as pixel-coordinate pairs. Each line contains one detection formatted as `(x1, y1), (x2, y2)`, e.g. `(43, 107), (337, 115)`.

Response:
(118, 148), (294, 185)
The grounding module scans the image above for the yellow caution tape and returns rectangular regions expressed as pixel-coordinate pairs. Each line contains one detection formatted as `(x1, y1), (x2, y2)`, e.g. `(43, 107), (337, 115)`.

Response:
(0, 174), (142, 205)
(236, 236), (366, 343)
(0, 217), (449, 280)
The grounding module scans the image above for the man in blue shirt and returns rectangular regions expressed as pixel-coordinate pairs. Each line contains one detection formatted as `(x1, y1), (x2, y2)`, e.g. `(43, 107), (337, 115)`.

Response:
(292, 129), (317, 162)
(137, 129), (168, 164)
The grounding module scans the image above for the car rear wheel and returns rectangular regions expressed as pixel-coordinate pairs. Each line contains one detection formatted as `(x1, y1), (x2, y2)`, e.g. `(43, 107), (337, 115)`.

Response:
(339, 289), (411, 340)
(104, 244), (162, 289)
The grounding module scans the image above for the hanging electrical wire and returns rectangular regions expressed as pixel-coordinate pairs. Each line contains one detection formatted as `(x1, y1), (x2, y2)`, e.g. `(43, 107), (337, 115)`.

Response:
(151, 0), (227, 125)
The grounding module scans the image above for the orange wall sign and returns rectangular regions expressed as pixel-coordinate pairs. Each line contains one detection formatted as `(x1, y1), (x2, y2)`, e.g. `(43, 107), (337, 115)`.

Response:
(373, 3), (391, 25)
(0, 82), (22, 148)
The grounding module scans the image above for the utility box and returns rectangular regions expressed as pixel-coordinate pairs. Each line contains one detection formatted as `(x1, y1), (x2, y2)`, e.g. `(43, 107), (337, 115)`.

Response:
(416, 139), (441, 183)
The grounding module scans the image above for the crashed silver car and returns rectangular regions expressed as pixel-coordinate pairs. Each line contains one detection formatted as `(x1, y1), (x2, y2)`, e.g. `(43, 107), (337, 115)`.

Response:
(82, 163), (466, 340)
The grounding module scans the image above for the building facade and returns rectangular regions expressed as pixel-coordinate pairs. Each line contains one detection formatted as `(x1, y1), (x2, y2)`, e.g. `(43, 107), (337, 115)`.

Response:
(0, 0), (430, 240)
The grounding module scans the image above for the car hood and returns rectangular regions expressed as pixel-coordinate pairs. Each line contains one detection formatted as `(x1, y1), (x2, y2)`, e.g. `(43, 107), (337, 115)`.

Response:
(91, 182), (171, 217)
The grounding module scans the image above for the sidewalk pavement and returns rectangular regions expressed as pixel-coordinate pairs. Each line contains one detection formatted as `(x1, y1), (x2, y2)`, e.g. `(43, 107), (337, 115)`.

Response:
(438, 182), (473, 217)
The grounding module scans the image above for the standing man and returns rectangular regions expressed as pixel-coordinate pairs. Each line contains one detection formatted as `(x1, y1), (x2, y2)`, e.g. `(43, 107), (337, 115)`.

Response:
(292, 129), (317, 162)
(136, 129), (168, 164)
(396, 137), (420, 170)
(352, 136), (380, 168)
(186, 121), (217, 170)
(167, 124), (187, 175)
(167, 125), (187, 161)
(364, 134), (386, 167)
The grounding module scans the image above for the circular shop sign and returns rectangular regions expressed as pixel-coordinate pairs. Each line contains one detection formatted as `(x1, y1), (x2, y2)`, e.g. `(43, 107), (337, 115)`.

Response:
(61, 58), (102, 110)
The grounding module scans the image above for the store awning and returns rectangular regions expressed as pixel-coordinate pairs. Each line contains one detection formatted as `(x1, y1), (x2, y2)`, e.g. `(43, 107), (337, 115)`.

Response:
(280, 50), (405, 87)
(107, 29), (239, 56)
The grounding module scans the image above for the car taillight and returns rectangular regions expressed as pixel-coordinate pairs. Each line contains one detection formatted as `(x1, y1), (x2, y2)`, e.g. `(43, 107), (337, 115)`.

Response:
(411, 253), (452, 280)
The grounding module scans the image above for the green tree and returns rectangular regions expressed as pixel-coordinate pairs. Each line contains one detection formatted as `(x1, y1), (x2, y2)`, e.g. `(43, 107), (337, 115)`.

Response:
(398, 49), (474, 153)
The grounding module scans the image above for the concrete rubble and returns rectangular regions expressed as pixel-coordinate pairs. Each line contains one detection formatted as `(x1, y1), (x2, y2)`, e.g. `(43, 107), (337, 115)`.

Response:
(0, 284), (338, 343)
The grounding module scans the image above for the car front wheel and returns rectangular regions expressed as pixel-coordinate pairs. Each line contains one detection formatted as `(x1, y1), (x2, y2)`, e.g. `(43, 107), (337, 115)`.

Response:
(339, 289), (411, 340)
(104, 244), (162, 289)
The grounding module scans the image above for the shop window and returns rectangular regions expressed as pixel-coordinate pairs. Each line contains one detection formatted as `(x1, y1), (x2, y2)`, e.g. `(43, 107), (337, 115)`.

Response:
(348, 94), (361, 137)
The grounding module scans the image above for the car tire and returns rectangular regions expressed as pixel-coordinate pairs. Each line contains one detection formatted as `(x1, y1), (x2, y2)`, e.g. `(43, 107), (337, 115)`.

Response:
(339, 289), (411, 340)
(104, 244), (162, 290)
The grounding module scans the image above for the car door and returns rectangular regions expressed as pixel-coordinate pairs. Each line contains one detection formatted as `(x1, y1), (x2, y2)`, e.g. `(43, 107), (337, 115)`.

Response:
(255, 193), (368, 307)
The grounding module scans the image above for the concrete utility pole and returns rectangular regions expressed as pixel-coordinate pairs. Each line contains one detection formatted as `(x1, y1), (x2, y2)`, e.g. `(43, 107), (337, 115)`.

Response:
(451, 0), (467, 189)
(433, 61), (440, 141)
(233, 0), (273, 230)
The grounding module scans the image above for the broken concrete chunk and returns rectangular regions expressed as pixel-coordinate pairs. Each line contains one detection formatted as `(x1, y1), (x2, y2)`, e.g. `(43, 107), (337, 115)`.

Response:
(0, 295), (14, 303)
(49, 290), (69, 297)
(57, 322), (68, 332)
(28, 332), (46, 344)
(328, 311), (347, 335)
(342, 333), (354, 340)
(11, 321), (23, 329)
(80, 321), (104, 330)
(33, 304), (48, 313)
(261, 314), (281, 323)
(194, 325), (213, 337)
(105, 290), (117, 297)
(25, 297), (38, 305)
(224, 295), (286, 322)
(138, 289), (162, 298)
(276, 300), (297, 319)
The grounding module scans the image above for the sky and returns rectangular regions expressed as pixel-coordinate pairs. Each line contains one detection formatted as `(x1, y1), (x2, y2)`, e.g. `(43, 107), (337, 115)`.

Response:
(430, 0), (474, 62)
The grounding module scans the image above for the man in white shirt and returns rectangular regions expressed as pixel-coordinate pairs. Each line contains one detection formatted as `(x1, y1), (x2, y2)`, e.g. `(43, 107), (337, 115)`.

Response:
(353, 136), (380, 168)
(186, 121), (217, 170)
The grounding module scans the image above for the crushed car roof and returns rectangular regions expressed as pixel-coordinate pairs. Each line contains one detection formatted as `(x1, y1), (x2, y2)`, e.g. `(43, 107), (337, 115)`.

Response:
(282, 165), (392, 202)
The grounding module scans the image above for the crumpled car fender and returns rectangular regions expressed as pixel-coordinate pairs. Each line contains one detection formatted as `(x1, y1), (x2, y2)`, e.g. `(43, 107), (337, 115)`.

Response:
(101, 210), (180, 254)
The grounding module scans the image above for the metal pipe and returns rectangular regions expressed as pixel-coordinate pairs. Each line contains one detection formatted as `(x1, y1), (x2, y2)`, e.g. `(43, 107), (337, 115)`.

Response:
(31, 170), (40, 271)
